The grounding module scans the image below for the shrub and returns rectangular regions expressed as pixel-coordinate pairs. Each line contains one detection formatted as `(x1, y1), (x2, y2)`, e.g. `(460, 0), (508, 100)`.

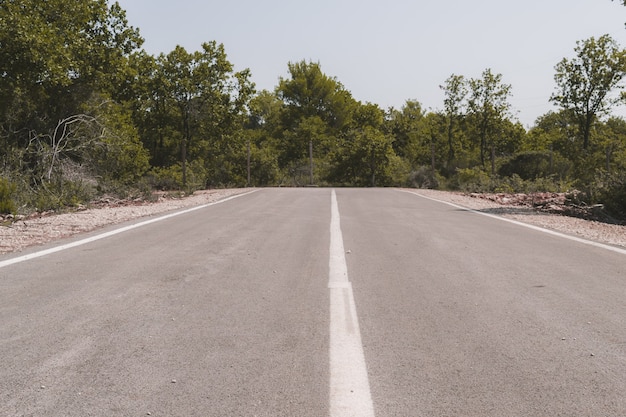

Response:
(34, 180), (95, 211)
(498, 151), (572, 181)
(454, 167), (491, 192)
(408, 166), (439, 189)
(147, 166), (184, 191)
(147, 160), (207, 193)
(597, 173), (626, 220)
(0, 178), (17, 214)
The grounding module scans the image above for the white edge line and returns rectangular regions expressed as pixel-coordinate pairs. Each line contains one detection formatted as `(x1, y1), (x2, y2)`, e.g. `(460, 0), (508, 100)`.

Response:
(397, 189), (626, 256)
(0, 189), (259, 269)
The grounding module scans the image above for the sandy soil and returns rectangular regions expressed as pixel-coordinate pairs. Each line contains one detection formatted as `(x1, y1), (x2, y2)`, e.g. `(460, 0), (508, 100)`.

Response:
(1, 188), (624, 254)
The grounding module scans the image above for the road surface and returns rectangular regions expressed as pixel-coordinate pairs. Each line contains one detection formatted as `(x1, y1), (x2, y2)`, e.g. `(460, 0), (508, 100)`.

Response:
(1, 188), (624, 416)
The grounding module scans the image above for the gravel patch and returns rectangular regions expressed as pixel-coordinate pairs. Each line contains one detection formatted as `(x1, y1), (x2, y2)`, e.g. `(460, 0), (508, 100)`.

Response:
(0, 189), (249, 254)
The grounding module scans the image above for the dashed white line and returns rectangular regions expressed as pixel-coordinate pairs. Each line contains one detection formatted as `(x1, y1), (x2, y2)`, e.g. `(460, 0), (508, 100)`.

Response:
(328, 189), (375, 417)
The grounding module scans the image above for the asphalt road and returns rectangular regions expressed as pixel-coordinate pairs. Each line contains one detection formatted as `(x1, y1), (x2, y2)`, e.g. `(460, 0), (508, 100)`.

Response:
(1, 188), (625, 416)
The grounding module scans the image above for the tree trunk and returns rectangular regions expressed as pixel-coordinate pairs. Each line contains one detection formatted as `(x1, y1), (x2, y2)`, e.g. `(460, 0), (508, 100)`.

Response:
(446, 118), (455, 166)
(491, 142), (496, 176)
(247, 140), (251, 187)
(181, 137), (187, 187)
(309, 140), (314, 185)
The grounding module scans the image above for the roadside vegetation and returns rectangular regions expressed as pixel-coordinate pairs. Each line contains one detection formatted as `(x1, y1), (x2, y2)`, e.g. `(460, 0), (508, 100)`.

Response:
(2, 1), (626, 220)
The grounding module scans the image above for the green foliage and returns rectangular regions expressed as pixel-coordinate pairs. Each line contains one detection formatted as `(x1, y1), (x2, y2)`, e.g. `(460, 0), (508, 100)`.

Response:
(498, 151), (572, 180)
(135, 42), (254, 187)
(275, 61), (358, 172)
(551, 35), (626, 150)
(278, 61), (356, 131)
(3, 0), (626, 209)
(450, 168), (572, 194)
(440, 74), (468, 166)
(34, 180), (95, 212)
(467, 69), (513, 168)
(147, 166), (184, 191)
(0, 178), (17, 214)
(407, 167), (439, 189)
(386, 100), (426, 159)
(453, 167), (492, 192)
(147, 161), (207, 193)
(600, 178), (626, 220)
(84, 97), (150, 184)
(249, 145), (280, 186)
(329, 126), (398, 186)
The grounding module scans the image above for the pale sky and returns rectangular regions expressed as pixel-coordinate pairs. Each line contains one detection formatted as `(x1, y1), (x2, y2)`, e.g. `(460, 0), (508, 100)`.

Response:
(116, 0), (626, 127)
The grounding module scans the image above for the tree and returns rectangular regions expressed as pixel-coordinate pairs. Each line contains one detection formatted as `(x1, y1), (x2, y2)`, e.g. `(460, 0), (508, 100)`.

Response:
(467, 69), (513, 173)
(0, 0), (143, 137)
(278, 61), (355, 131)
(244, 90), (283, 185)
(275, 61), (358, 181)
(597, 117), (626, 172)
(440, 74), (468, 167)
(550, 35), (626, 151)
(0, 0), (146, 208)
(385, 100), (425, 159)
(330, 126), (396, 187)
(146, 42), (254, 187)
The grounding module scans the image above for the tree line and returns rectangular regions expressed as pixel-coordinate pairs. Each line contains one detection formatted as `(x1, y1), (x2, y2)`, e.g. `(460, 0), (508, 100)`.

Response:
(1, 1), (625, 219)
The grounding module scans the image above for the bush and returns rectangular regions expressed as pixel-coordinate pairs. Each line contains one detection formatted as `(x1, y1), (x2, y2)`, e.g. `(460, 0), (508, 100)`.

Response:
(147, 160), (207, 193)
(0, 178), (17, 214)
(498, 151), (572, 181)
(449, 167), (573, 194)
(408, 166), (439, 189)
(34, 179), (95, 211)
(453, 167), (491, 192)
(598, 174), (626, 220)
(147, 166), (184, 191)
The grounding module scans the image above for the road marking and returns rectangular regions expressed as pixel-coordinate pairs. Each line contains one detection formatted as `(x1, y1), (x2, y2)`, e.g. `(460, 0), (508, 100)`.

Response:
(398, 189), (626, 256)
(0, 190), (259, 269)
(328, 189), (375, 417)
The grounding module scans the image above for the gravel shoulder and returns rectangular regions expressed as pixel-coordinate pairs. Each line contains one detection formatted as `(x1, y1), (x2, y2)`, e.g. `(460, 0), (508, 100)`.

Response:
(1, 188), (624, 254)
(0, 189), (249, 254)
(411, 189), (626, 249)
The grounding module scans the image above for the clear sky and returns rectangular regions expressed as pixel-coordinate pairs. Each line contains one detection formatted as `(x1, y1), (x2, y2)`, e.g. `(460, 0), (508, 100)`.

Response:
(116, 0), (626, 127)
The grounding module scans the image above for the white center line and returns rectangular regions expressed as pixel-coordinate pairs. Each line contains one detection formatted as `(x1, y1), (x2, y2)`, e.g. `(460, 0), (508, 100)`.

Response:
(328, 189), (375, 417)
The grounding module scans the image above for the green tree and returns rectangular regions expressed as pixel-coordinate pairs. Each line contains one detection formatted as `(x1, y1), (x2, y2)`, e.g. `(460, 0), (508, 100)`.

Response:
(244, 90), (283, 185)
(275, 61), (358, 182)
(440, 74), (468, 167)
(85, 97), (150, 186)
(0, 0), (146, 208)
(467, 69), (513, 173)
(550, 35), (626, 151)
(330, 126), (397, 186)
(144, 42), (254, 188)
(0, 0), (143, 142)
(385, 100), (425, 159)
(597, 117), (626, 172)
